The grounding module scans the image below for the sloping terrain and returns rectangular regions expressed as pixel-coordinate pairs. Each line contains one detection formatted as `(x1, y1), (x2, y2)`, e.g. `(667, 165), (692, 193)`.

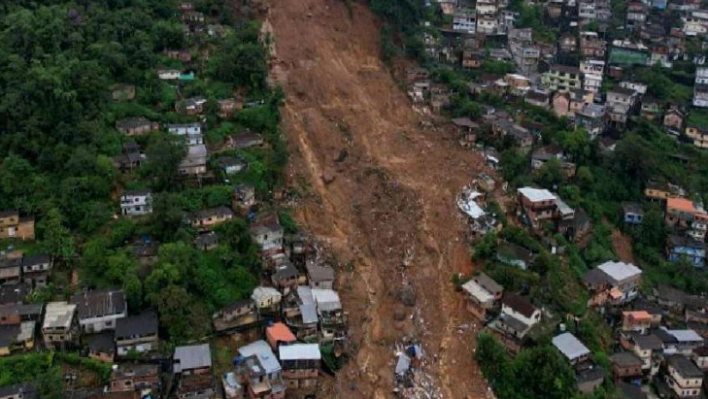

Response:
(267, 0), (494, 397)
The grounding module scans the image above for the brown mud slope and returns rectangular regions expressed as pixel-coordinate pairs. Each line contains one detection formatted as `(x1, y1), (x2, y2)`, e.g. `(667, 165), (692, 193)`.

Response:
(267, 0), (493, 397)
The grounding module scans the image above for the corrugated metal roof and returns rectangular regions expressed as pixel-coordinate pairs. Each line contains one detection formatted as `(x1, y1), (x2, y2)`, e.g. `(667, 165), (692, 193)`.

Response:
(518, 187), (556, 202)
(597, 261), (642, 283)
(174, 343), (212, 373)
(553, 332), (590, 361)
(279, 343), (321, 361)
(239, 340), (281, 374)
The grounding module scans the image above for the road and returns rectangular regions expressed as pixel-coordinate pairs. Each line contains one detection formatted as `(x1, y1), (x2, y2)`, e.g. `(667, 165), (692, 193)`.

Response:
(266, 0), (494, 397)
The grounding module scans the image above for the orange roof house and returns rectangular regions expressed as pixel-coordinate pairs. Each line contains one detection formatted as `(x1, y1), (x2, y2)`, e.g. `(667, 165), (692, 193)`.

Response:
(266, 322), (296, 350)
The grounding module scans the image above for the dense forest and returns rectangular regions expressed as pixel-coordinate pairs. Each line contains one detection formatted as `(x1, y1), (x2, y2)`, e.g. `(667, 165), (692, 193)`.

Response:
(0, 0), (284, 352)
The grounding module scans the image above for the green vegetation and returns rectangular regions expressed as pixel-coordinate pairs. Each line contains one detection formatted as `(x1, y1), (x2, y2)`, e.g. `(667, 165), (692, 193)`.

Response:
(0, 0), (288, 349)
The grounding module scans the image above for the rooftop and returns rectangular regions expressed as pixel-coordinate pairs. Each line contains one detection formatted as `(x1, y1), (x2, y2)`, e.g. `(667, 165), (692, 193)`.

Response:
(609, 351), (643, 368)
(238, 340), (281, 374)
(71, 289), (126, 320)
(667, 355), (703, 378)
(43, 301), (76, 329)
(597, 261), (642, 283)
(518, 187), (556, 202)
(502, 293), (537, 318)
(279, 343), (321, 361)
(174, 343), (212, 373)
(552, 332), (590, 361)
(115, 310), (158, 340)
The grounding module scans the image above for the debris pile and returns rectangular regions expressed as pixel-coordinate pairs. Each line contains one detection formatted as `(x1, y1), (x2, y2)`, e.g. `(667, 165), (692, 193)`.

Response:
(393, 341), (442, 399)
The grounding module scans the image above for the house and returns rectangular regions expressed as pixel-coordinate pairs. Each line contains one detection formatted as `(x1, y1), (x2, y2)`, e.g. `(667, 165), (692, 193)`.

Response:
(194, 231), (219, 251)
(665, 355), (703, 398)
(235, 340), (286, 399)
(657, 328), (704, 355)
(580, 32), (606, 58)
(597, 261), (642, 304)
(190, 207), (234, 228)
(665, 197), (708, 241)
(0, 283), (28, 306)
(531, 145), (576, 177)
(250, 212), (284, 253)
(178, 144), (207, 176)
(86, 332), (115, 363)
(461, 272), (503, 321)
(461, 50), (485, 69)
(71, 289), (127, 333)
(489, 293), (540, 353)
(560, 209), (593, 245)
(0, 259), (21, 285)
(227, 131), (265, 149)
(582, 261), (642, 306)
(609, 352), (644, 379)
(266, 322), (297, 351)
(664, 107), (685, 136)
(623, 203), (644, 225)
(574, 103), (605, 139)
(212, 300), (258, 332)
(559, 33), (577, 53)
(251, 287), (282, 312)
(691, 346), (708, 370)
(42, 301), (78, 350)
(541, 65), (582, 92)
(0, 321), (35, 356)
(553, 332), (591, 365)
(576, 362), (605, 394)
(0, 211), (35, 240)
(306, 262), (335, 289)
(684, 123), (708, 149)
(109, 364), (161, 395)
(174, 344), (215, 399)
(452, 9), (476, 33)
(622, 311), (652, 333)
(279, 344), (321, 392)
(272, 260), (299, 291)
(644, 181), (683, 202)
(609, 40), (650, 67)
(517, 187), (558, 229)
(217, 98), (241, 118)
(525, 89), (550, 108)
(620, 332), (663, 371)
(157, 69), (181, 80)
(168, 123), (202, 136)
(640, 98), (661, 121)
(626, 1), (648, 29)
(111, 84), (136, 102)
(505, 74), (532, 95)
(232, 184), (256, 211)
(0, 303), (42, 326)
(218, 156), (247, 175)
(114, 146), (143, 172)
(116, 117), (159, 136)
(114, 310), (159, 357)
(311, 288), (346, 342)
(581, 60), (604, 93)
(120, 190), (152, 217)
(496, 243), (535, 270)
(165, 49), (192, 62)
(667, 235), (706, 267)
(501, 293), (541, 330)
(176, 96), (207, 115)
(19, 255), (50, 289)
(451, 117), (479, 146)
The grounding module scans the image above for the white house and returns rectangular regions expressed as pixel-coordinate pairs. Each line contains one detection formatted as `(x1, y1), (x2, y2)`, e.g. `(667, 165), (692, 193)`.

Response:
(251, 286), (282, 310)
(167, 123), (202, 136)
(501, 293), (541, 328)
(157, 69), (181, 80)
(120, 190), (153, 216)
(71, 289), (127, 333)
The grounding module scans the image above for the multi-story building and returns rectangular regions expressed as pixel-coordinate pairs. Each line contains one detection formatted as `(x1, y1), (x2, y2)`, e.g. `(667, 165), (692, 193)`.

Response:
(42, 301), (78, 350)
(575, 103), (606, 139)
(461, 272), (503, 321)
(580, 32), (606, 58)
(452, 9), (476, 33)
(120, 190), (153, 217)
(541, 65), (582, 92)
(71, 289), (127, 333)
(685, 124), (708, 148)
(665, 355), (703, 398)
(279, 344), (321, 392)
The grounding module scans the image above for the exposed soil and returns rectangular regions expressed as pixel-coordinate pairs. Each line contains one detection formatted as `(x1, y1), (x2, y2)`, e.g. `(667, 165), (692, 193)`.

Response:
(612, 228), (635, 264)
(266, 0), (494, 397)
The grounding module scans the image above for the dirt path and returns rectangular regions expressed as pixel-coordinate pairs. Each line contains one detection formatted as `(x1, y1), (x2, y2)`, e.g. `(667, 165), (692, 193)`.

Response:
(266, 0), (493, 397)
(612, 228), (635, 264)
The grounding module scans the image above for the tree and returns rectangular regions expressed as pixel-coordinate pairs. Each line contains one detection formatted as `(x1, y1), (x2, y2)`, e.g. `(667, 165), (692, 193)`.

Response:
(39, 208), (75, 262)
(511, 346), (576, 399)
(149, 193), (186, 242)
(144, 136), (186, 191)
(153, 285), (211, 342)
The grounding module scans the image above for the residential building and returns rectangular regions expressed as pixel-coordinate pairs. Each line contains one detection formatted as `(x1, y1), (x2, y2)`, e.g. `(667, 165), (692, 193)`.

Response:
(622, 311), (652, 333)
(575, 103), (606, 139)
(266, 322), (296, 351)
(665, 355), (703, 398)
(580, 32), (606, 58)
(488, 293), (540, 353)
(250, 212), (284, 253)
(0, 211), (35, 240)
(227, 131), (265, 149)
(0, 384), (37, 399)
(114, 310), (159, 357)
(178, 144), (208, 176)
(609, 352), (643, 379)
(176, 96), (207, 115)
(683, 10), (708, 36)
(656, 328), (704, 355)
(189, 207), (234, 228)
(71, 289), (127, 333)
(461, 272), (503, 321)
(168, 123), (202, 136)
(86, 332), (115, 363)
(667, 235), (706, 267)
(619, 332), (663, 370)
(496, 243), (535, 270)
(120, 190), (152, 216)
(116, 117), (159, 136)
(109, 364), (161, 395)
(626, 1), (648, 29)
(236, 340), (286, 399)
(306, 262), (335, 290)
(232, 184), (256, 211)
(0, 321), (35, 356)
(541, 65), (582, 92)
(664, 107), (685, 136)
(583, 261), (642, 306)
(609, 40), (650, 66)
(212, 300), (258, 332)
(217, 98), (241, 118)
(500, 293), (541, 330)
(251, 287), (283, 312)
(517, 187), (564, 229)
(665, 197), (708, 241)
(685, 124), (708, 149)
(0, 259), (21, 285)
(194, 231), (219, 251)
(553, 332), (591, 365)
(524, 89), (549, 108)
(218, 156), (247, 175)
(623, 203), (644, 225)
(174, 344), (215, 399)
(452, 9), (476, 33)
(42, 301), (78, 350)
(279, 344), (321, 392)
(21, 255), (51, 289)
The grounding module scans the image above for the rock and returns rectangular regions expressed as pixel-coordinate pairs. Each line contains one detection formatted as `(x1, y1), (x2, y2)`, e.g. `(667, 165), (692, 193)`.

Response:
(335, 148), (348, 163)
(399, 285), (416, 307)
(322, 169), (336, 184)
